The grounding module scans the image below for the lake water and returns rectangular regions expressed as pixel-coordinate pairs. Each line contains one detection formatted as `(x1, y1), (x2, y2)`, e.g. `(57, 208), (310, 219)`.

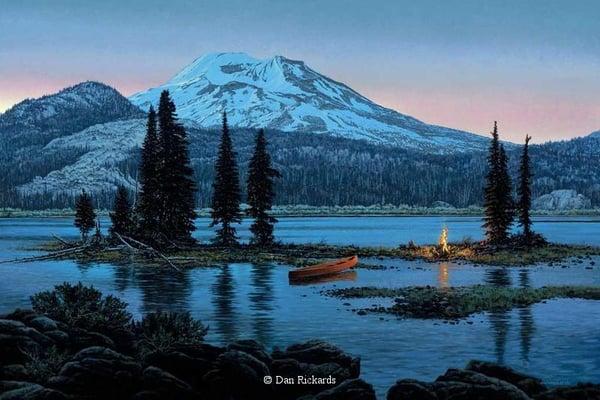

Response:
(1, 216), (599, 398)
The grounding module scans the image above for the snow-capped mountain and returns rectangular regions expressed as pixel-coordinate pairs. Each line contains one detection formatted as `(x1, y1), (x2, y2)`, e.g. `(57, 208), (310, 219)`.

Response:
(130, 52), (489, 153)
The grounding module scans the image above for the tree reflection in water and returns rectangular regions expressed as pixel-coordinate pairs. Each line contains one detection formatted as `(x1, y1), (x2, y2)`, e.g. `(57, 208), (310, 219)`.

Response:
(211, 265), (238, 343)
(485, 268), (511, 364)
(249, 263), (274, 346)
(112, 264), (192, 315)
(518, 269), (534, 363)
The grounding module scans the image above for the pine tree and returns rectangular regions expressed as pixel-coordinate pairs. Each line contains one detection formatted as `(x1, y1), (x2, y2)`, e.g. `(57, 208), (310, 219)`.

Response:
(211, 111), (241, 246)
(498, 144), (514, 234)
(109, 185), (133, 237)
(482, 122), (513, 244)
(156, 91), (197, 242)
(74, 189), (96, 241)
(136, 106), (161, 238)
(247, 129), (281, 246)
(517, 135), (533, 241)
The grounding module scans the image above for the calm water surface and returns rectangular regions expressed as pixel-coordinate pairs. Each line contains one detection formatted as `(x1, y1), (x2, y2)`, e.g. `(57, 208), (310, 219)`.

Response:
(1, 216), (599, 398)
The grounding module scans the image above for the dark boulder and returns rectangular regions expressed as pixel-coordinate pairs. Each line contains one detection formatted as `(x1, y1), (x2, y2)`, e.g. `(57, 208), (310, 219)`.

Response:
(271, 357), (355, 398)
(0, 380), (67, 399)
(141, 366), (193, 400)
(42, 331), (69, 347)
(132, 390), (163, 400)
(387, 379), (438, 400)
(534, 383), (600, 400)
(303, 378), (376, 400)
(0, 319), (55, 365)
(434, 368), (531, 400)
(26, 317), (59, 333)
(0, 365), (29, 381)
(466, 360), (547, 396)
(272, 340), (360, 378)
(216, 349), (270, 386)
(172, 342), (225, 362)
(203, 349), (272, 399)
(132, 390), (163, 399)
(47, 346), (141, 399)
(227, 339), (272, 367)
(201, 369), (229, 399)
(1, 309), (39, 323)
(143, 350), (212, 387)
(67, 328), (115, 351)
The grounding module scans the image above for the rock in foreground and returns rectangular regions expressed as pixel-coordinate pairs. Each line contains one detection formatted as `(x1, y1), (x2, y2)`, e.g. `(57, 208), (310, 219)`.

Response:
(387, 361), (600, 400)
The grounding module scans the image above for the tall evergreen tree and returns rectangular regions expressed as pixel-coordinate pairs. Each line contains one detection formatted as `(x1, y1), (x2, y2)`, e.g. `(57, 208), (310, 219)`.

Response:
(247, 129), (281, 246)
(517, 135), (533, 241)
(498, 144), (514, 233)
(110, 185), (133, 237)
(482, 122), (513, 244)
(156, 91), (197, 242)
(136, 106), (161, 237)
(211, 112), (241, 246)
(74, 189), (96, 241)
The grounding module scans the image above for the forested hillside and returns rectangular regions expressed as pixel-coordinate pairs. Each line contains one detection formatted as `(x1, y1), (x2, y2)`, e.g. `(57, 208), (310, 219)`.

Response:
(3, 126), (598, 209)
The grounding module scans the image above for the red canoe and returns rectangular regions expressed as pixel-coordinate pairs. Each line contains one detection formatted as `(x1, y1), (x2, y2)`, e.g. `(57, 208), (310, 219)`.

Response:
(289, 255), (358, 280)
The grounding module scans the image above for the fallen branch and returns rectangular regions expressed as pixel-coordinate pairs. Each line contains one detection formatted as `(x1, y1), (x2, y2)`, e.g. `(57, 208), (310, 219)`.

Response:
(114, 233), (137, 252)
(51, 233), (73, 247)
(118, 234), (181, 272)
(0, 246), (88, 264)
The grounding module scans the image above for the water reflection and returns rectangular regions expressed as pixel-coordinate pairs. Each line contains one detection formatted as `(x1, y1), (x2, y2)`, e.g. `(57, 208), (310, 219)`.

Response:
(486, 268), (511, 364)
(211, 265), (238, 342)
(114, 264), (192, 314)
(518, 269), (534, 363)
(289, 270), (357, 286)
(437, 262), (450, 288)
(249, 264), (274, 346)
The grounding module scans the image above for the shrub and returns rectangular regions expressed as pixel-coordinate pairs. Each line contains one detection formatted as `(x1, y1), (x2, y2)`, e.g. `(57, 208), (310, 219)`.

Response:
(31, 282), (132, 337)
(25, 346), (69, 384)
(134, 311), (208, 354)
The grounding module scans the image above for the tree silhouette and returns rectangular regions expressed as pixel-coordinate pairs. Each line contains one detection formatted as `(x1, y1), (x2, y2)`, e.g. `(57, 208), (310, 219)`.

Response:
(109, 185), (133, 237)
(482, 122), (513, 243)
(517, 135), (533, 241)
(136, 106), (161, 238)
(247, 129), (281, 246)
(74, 189), (96, 241)
(210, 112), (241, 246)
(156, 91), (197, 242)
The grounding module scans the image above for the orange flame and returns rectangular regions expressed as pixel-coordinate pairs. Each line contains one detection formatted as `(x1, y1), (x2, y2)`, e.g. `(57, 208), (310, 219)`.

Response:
(439, 225), (449, 255)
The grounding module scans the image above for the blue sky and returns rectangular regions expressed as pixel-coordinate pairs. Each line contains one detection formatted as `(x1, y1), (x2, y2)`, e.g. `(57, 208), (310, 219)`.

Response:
(1, 0), (599, 142)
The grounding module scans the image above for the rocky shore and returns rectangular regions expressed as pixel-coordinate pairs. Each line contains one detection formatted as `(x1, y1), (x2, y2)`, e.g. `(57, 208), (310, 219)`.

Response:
(0, 307), (372, 400)
(1, 284), (598, 399)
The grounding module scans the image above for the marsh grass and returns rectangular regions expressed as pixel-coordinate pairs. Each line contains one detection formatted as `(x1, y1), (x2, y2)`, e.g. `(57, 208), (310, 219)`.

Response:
(326, 285), (600, 319)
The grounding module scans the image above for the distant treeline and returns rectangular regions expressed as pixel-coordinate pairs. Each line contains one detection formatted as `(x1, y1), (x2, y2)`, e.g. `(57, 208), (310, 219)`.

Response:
(1, 128), (599, 210)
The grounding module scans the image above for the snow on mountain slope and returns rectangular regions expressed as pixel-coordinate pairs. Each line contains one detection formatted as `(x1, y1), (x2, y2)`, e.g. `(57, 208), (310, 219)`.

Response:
(129, 52), (489, 153)
(17, 119), (146, 196)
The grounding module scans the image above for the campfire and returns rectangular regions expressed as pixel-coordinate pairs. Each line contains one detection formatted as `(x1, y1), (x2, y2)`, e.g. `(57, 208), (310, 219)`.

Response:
(438, 226), (449, 255)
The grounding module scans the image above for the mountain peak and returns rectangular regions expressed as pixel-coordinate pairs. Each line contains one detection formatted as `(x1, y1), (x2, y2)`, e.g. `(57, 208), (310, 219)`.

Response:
(129, 52), (489, 153)
(0, 81), (143, 131)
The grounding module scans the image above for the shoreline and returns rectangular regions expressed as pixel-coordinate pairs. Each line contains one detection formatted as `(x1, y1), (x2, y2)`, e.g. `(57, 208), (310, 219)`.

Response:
(2, 206), (600, 218)
(29, 240), (600, 268)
